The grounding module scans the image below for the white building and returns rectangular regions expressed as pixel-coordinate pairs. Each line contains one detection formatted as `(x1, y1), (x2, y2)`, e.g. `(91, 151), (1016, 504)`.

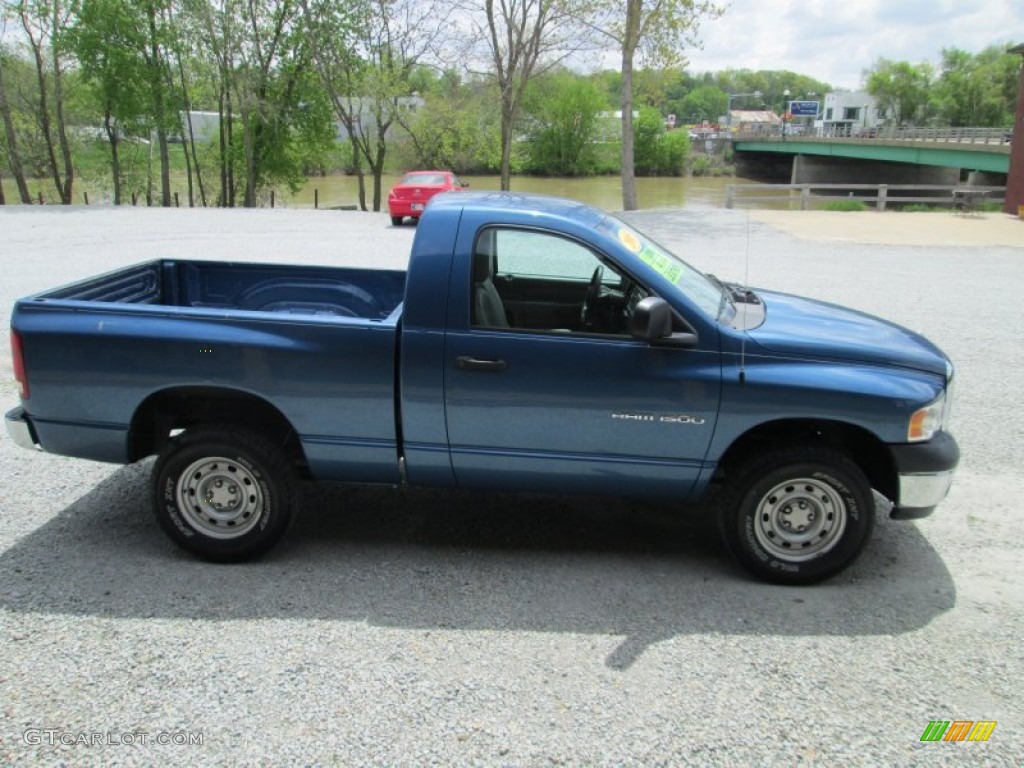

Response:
(820, 92), (884, 136)
(177, 95), (425, 146)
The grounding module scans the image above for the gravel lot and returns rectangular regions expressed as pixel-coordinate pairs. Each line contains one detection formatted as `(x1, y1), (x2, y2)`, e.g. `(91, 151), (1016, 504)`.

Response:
(1, 203), (1022, 766)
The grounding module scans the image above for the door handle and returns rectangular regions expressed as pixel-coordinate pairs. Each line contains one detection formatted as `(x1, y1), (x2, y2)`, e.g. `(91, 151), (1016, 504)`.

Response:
(455, 356), (508, 372)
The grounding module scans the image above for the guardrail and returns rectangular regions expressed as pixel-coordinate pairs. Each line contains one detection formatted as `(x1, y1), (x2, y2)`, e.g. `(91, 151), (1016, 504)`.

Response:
(725, 183), (1007, 211)
(733, 126), (1010, 145)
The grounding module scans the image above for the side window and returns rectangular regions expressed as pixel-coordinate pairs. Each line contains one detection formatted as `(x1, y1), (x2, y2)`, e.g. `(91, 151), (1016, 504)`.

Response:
(470, 228), (646, 335)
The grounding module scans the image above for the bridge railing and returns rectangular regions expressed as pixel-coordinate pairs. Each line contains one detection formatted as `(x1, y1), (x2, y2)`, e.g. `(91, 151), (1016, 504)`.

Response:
(725, 183), (1007, 211)
(734, 126), (1010, 144)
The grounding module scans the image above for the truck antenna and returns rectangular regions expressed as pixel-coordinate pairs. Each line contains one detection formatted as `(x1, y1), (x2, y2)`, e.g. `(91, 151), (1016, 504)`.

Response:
(739, 210), (750, 385)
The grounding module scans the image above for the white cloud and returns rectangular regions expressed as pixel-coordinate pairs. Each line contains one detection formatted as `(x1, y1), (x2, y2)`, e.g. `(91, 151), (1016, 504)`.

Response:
(686, 0), (1024, 88)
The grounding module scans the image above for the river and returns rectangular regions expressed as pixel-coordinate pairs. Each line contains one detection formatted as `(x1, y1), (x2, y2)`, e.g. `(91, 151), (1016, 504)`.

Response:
(288, 173), (755, 211)
(12, 172), (759, 211)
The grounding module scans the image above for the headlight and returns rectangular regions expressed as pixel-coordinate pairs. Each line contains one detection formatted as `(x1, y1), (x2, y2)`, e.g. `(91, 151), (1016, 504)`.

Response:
(908, 392), (945, 442)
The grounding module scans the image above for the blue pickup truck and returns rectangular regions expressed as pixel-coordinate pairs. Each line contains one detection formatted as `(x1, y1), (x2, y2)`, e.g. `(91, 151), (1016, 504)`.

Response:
(5, 193), (958, 584)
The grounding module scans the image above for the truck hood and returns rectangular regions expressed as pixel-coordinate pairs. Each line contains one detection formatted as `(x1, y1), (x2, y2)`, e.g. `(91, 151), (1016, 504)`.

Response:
(745, 289), (949, 377)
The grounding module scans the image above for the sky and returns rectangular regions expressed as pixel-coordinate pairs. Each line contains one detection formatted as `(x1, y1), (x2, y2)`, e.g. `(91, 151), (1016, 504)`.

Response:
(682, 0), (1024, 90)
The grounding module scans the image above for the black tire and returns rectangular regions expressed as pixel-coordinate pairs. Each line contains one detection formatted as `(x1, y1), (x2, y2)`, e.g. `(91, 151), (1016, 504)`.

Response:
(152, 425), (299, 562)
(390, 215), (403, 226)
(717, 445), (875, 585)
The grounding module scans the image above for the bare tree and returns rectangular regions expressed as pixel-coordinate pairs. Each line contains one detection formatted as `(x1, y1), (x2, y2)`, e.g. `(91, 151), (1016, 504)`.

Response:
(303, 0), (452, 211)
(188, 0), (308, 208)
(188, 0), (245, 206)
(0, 35), (33, 203)
(139, 0), (174, 205)
(14, 0), (75, 203)
(588, 0), (720, 210)
(463, 0), (585, 191)
(164, 0), (207, 206)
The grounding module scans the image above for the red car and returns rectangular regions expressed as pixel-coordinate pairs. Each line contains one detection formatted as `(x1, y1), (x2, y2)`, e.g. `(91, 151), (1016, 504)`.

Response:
(388, 170), (466, 225)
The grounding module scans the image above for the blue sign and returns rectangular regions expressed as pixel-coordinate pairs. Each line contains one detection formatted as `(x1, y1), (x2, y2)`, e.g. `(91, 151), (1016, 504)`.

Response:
(789, 101), (819, 117)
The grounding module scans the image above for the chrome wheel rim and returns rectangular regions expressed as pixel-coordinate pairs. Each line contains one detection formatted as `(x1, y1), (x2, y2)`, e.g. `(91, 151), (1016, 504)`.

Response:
(176, 457), (264, 539)
(754, 477), (846, 562)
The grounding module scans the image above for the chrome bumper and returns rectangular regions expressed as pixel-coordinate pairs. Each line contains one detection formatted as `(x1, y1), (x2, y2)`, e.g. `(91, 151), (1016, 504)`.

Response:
(899, 471), (954, 509)
(5, 407), (40, 451)
(889, 432), (958, 519)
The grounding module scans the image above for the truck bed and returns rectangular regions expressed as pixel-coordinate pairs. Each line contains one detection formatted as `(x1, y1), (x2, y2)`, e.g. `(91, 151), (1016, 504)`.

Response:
(15, 259), (407, 483)
(37, 259), (406, 321)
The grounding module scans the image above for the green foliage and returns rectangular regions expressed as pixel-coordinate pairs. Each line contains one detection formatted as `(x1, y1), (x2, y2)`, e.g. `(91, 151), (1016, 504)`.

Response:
(522, 72), (606, 176)
(864, 58), (935, 126)
(688, 152), (733, 176)
(821, 199), (869, 212)
(707, 69), (833, 118)
(397, 81), (503, 174)
(632, 106), (663, 174)
(935, 45), (1019, 127)
(679, 85), (727, 124)
(865, 47), (1018, 129)
(633, 106), (689, 176)
(657, 129), (689, 176)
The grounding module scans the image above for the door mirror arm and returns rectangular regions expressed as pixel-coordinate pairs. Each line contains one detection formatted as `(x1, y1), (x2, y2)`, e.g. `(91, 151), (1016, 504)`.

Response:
(630, 296), (698, 348)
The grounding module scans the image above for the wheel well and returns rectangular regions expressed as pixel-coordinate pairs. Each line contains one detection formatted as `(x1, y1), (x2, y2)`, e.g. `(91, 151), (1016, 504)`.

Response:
(714, 419), (898, 501)
(129, 387), (308, 472)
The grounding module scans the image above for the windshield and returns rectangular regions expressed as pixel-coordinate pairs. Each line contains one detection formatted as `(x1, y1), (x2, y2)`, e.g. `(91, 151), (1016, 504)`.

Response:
(600, 217), (726, 319)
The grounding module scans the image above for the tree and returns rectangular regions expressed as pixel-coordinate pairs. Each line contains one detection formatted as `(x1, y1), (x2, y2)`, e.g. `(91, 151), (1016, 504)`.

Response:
(0, 38), (32, 203)
(936, 45), (1019, 127)
(303, 0), (452, 211)
(522, 69), (605, 175)
(13, 0), (76, 203)
(864, 58), (934, 126)
(632, 104), (687, 175)
(188, 0), (326, 207)
(164, 0), (208, 206)
(398, 77), (502, 174)
(69, 0), (149, 204)
(186, 0), (242, 205)
(588, 0), (721, 210)
(679, 84), (726, 124)
(711, 69), (830, 119)
(138, 0), (177, 206)
(465, 0), (586, 191)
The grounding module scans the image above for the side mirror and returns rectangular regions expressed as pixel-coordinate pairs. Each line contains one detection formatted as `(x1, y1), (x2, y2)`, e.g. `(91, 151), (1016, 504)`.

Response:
(631, 296), (672, 340)
(630, 296), (698, 347)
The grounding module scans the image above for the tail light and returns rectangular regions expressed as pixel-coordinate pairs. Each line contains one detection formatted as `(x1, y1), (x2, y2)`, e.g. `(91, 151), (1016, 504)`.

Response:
(11, 330), (29, 399)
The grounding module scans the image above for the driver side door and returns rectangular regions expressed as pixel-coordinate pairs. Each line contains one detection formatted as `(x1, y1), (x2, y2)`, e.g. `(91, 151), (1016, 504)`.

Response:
(443, 226), (722, 498)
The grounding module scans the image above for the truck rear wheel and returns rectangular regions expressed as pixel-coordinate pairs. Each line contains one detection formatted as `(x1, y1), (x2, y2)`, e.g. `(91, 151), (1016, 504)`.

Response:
(390, 216), (403, 226)
(152, 425), (298, 562)
(717, 445), (875, 585)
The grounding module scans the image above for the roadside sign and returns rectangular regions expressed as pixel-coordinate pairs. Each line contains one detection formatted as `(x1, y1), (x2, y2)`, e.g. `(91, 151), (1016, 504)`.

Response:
(789, 101), (819, 117)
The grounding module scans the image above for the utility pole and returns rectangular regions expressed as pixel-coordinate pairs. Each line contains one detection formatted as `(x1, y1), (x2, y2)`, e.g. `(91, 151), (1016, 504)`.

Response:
(1004, 43), (1024, 216)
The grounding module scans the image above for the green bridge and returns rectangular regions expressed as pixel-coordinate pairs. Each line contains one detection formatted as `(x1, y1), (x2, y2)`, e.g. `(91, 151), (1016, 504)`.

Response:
(733, 128), (1011, 175)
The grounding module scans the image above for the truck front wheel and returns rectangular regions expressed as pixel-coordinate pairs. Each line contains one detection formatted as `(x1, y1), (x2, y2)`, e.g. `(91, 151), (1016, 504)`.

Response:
(152, 426), (299, 562)
(717, 446), (875, 585)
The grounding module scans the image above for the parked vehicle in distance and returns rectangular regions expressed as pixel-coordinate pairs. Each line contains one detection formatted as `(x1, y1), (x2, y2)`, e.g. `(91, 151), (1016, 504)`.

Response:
(5, 193), (959, 584)
(387, 170), (466, 225)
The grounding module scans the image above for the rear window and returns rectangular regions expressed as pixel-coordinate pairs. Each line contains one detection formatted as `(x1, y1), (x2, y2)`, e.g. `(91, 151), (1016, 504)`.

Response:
(400, 173), (447, 185)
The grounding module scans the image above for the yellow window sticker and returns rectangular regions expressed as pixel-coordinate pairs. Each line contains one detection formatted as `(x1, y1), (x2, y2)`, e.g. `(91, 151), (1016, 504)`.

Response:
(618, 228), (642, 254)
